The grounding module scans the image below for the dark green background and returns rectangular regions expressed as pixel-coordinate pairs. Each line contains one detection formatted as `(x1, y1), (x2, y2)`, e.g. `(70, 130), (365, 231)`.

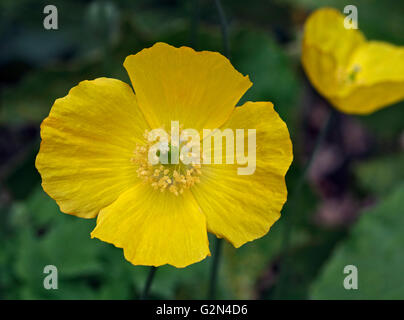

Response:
(0, 0), (403, 299)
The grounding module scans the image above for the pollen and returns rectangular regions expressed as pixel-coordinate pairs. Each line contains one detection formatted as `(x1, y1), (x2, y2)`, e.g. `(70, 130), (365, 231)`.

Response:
(131, 129), (202, 195)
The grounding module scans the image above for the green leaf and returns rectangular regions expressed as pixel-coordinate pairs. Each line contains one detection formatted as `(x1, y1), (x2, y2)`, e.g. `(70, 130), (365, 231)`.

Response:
(358, 102), (404, 142)
(10, 187), (104, 298)
(355, 153), (404, 196)
(231, 29), (301, 131)
(310, 183), (404, 299)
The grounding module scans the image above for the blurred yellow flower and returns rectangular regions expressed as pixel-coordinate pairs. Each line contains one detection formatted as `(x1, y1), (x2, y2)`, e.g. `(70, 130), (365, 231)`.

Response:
(302, 7), (404, 114)
(36, 42), (293, 268)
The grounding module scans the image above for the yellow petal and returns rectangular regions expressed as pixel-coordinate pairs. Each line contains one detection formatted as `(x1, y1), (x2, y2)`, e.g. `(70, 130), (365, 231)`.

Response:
(36, 78), (149, 218)
(124, 42), (252, 131)
(192, 101), (293, 248)
(302, 8), (404, 114)
(302, 8), (365, 97)
(331, 41), (404, 114)
(91, 186), (210, 268)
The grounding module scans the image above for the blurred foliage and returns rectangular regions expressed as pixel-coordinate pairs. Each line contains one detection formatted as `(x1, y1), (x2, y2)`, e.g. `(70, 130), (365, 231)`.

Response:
(310, 183), (404, 299)
(358, 102), (404, 144)
(355, 154), (404, 197)
(231, 29), (302, 131)
(0, 0), (403, 300)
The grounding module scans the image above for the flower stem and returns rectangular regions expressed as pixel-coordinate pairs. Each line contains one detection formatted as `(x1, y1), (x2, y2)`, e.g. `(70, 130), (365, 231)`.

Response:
(214, 0), (230, 58)
(208, 237), (224, 299)
(140, 266), (157, 300)
(207, 0), (229, 300)
(274, 108), (336, 298)
(190, 0), (199, 49)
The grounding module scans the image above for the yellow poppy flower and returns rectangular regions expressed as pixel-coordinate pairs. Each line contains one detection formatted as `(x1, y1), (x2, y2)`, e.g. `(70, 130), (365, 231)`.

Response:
(36, 42), (293, 268)
(302, 7), (404, 114)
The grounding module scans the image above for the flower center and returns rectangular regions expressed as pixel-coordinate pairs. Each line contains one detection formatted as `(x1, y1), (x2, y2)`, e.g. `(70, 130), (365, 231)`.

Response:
(347, 64), (361, 82)
(337, 64), (362, 85)
(131, 130), (202, 195)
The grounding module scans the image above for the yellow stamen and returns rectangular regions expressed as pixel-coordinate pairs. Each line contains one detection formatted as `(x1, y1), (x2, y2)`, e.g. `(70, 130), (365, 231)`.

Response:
(131, 129), (202, 196)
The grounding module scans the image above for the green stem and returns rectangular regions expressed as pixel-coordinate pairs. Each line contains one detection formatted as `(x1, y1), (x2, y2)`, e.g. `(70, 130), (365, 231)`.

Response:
(140, 266), (157, 300)
(190, 0), (199, 49)
(207, 0), (229, 300)
(208, 237), (223, 299)
(214, 0), (230, 58)
(274, 108), (336, 298)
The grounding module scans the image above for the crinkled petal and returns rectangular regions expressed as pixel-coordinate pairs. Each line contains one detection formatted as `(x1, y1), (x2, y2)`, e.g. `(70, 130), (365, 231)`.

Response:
(36, 78), (149, 218)
(192, 101), (293, 248)
(302, 8), (404, 114)
(302, 7), (365, 97)
(124, 42), (252, 131)
(91, 186), (210, 268)
(332, 41), (404, 114)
